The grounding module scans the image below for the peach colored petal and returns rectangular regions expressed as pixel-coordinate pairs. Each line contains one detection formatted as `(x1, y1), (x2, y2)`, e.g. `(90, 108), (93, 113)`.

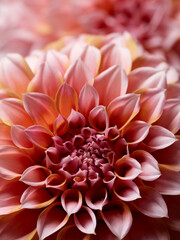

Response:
(107, 94), (140, 129)
(0, 98), (34, 127)
(127, 67), (167, 93)
(37, 202), (69, 240)
(0, 145), (33, 180)
(79, 83), (99, 119)
(135, 89), (166, 124)
(20, 186), (58, 209)
(134, 186), (168, 218)
(155, 99), (180, 134)
(53, 114), (68, 136)
(11, 125), (33, 149)
(74, 206), (96, 235)
(0, 123), (14, 145)
(89, 105), (109, 132)
(61, 189), (82, 216)
(23, 92), (58, 129)
(94, 65), (128, 106)
(20, 165), (51, 186)
(0, 54), (34, 97)
(101, 200), (132, 239)
(25, 125), (53, 149)
(64, 58), (94, 94)
(56, 82), (78, 118)
(0, 89), (19, 100)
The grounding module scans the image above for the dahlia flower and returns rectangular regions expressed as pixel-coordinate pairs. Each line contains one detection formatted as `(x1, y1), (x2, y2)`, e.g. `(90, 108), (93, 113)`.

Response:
(0, 33), (180, 240)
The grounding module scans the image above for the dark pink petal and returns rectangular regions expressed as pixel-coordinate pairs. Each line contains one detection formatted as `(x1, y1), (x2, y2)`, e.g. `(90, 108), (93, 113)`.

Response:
(23, 92), (57, 129)
(53, 114), (68, 136)
(168, 229), (180, 240)
(166, 82), (180, 99)
(107, 94), (140, 129)
(89, 105), (109, 131)
(127, 67), (166, 92)
(104, 126), (120, 141)
(0, 209), (41, 240)
(101, 200), (132, 239)
(0, 98), (34, 127)
(122, 120), (150, 145)
(85, 186), (108, 210)
(79, 83), (99, 119)
(20, 165), (51, 186)
(113, 179), (140, 201)
(131, 150), (161, 181)
(11, 125), (33, 148)
(115, 156), (142, 180)
(94, 65), (128, 106)
(56, 225), (86, 240)
(61, 189), (82, 216)
(80, 45), (101, 76)
(125, 212), (170, 240)
(56, 83), (78, 118)
(37, 203), (69, 240)
(134, 187), (168, 218)
(67, 110), (86, 133)
(0, 145), (33, 180)
(25, 125), (53, 149)
(64, 59), (94, 94)
(20, 187), (58, 209)
(100, 43), (132, 74)
(148, 165), (180, 195)
(46, 174), (66, 191)
(74, 206), (96, 234)
(143, 125), (177, 150)
(0, 123), (14, 145)
(155, 99), (180, 134)
(135, 89), (166, 124)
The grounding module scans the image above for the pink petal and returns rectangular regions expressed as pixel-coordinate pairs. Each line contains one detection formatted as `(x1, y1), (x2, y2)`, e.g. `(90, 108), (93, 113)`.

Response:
(0, 89), (18, 100)
(0, 53), (33, 96)
(53, 114), (68, 136)
(74, 206), (96, 234)
(25, 125), (53, 149)
(166, 82), (180, 99)
(20, 186), (58, 209)
(37, 202), (69, 240)
(0, 145), (33, 180)
(131, 150), (161, 181)
(148, 165), (180, 195)
(64, 59), (94, 94)
(127, 67), (167, 92)
(122, 120), (150, 145)
(20, 165), (51, 186)
(61, 189), (82, 216)
(100, 43), (132, 74)
(56, 83), (78, 118)
(0, 98), (34, 127)
(46, 174), (66, 191)
(134, 186), (168, 218)
(101, 200), (132, 239)
(23, 92), (57, 129)
(143, 125), (177, 150)
(67, 110), (86, 134)
(28, 62), (62, 99)
(11, 125), (33, 148)
(135, 89), (166, 124)
(115, 156), (142, 180)
(107, 94), (140, 129)
(80, 45), (101, 76)
(113, 179), (140, 201)
(0, 123), (14, 145)
(56, 225), (86, 240)
(155, 99), (180, 134)
(79, 83), (99, 119)
(89, 105), (109, 132)
(94, 65), (128, 106)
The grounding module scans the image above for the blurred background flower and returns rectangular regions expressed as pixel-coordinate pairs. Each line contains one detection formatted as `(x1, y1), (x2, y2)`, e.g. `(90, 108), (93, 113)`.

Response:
(0, 33), (179, 240)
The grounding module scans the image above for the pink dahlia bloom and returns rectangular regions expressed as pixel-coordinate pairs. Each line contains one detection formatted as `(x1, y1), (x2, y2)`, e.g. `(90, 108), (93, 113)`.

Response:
(0, 33), (180, 240)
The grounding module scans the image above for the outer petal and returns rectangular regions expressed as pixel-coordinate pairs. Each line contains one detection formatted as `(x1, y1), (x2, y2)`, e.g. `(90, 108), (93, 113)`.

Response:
(37, 203), (69, 240)
(79, 83), (99, 119)
(133, 187), (168, 218)
(11, 125), (33, 149)
(127, 67), (166, 92)
(0, 145), (33, 180)
(166, 83), (180, 99)
(0, 98), (34, 127)
(23, 92), (57, 129)
(94, 65), (128, 106)
(0, 123), (14, 145)
(101, 200), (132, 239)
(56, 83), (78, 118)
(107, 94), (140, 129)
(64, 59), (94, 94)
(74, 206), (96, 234)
